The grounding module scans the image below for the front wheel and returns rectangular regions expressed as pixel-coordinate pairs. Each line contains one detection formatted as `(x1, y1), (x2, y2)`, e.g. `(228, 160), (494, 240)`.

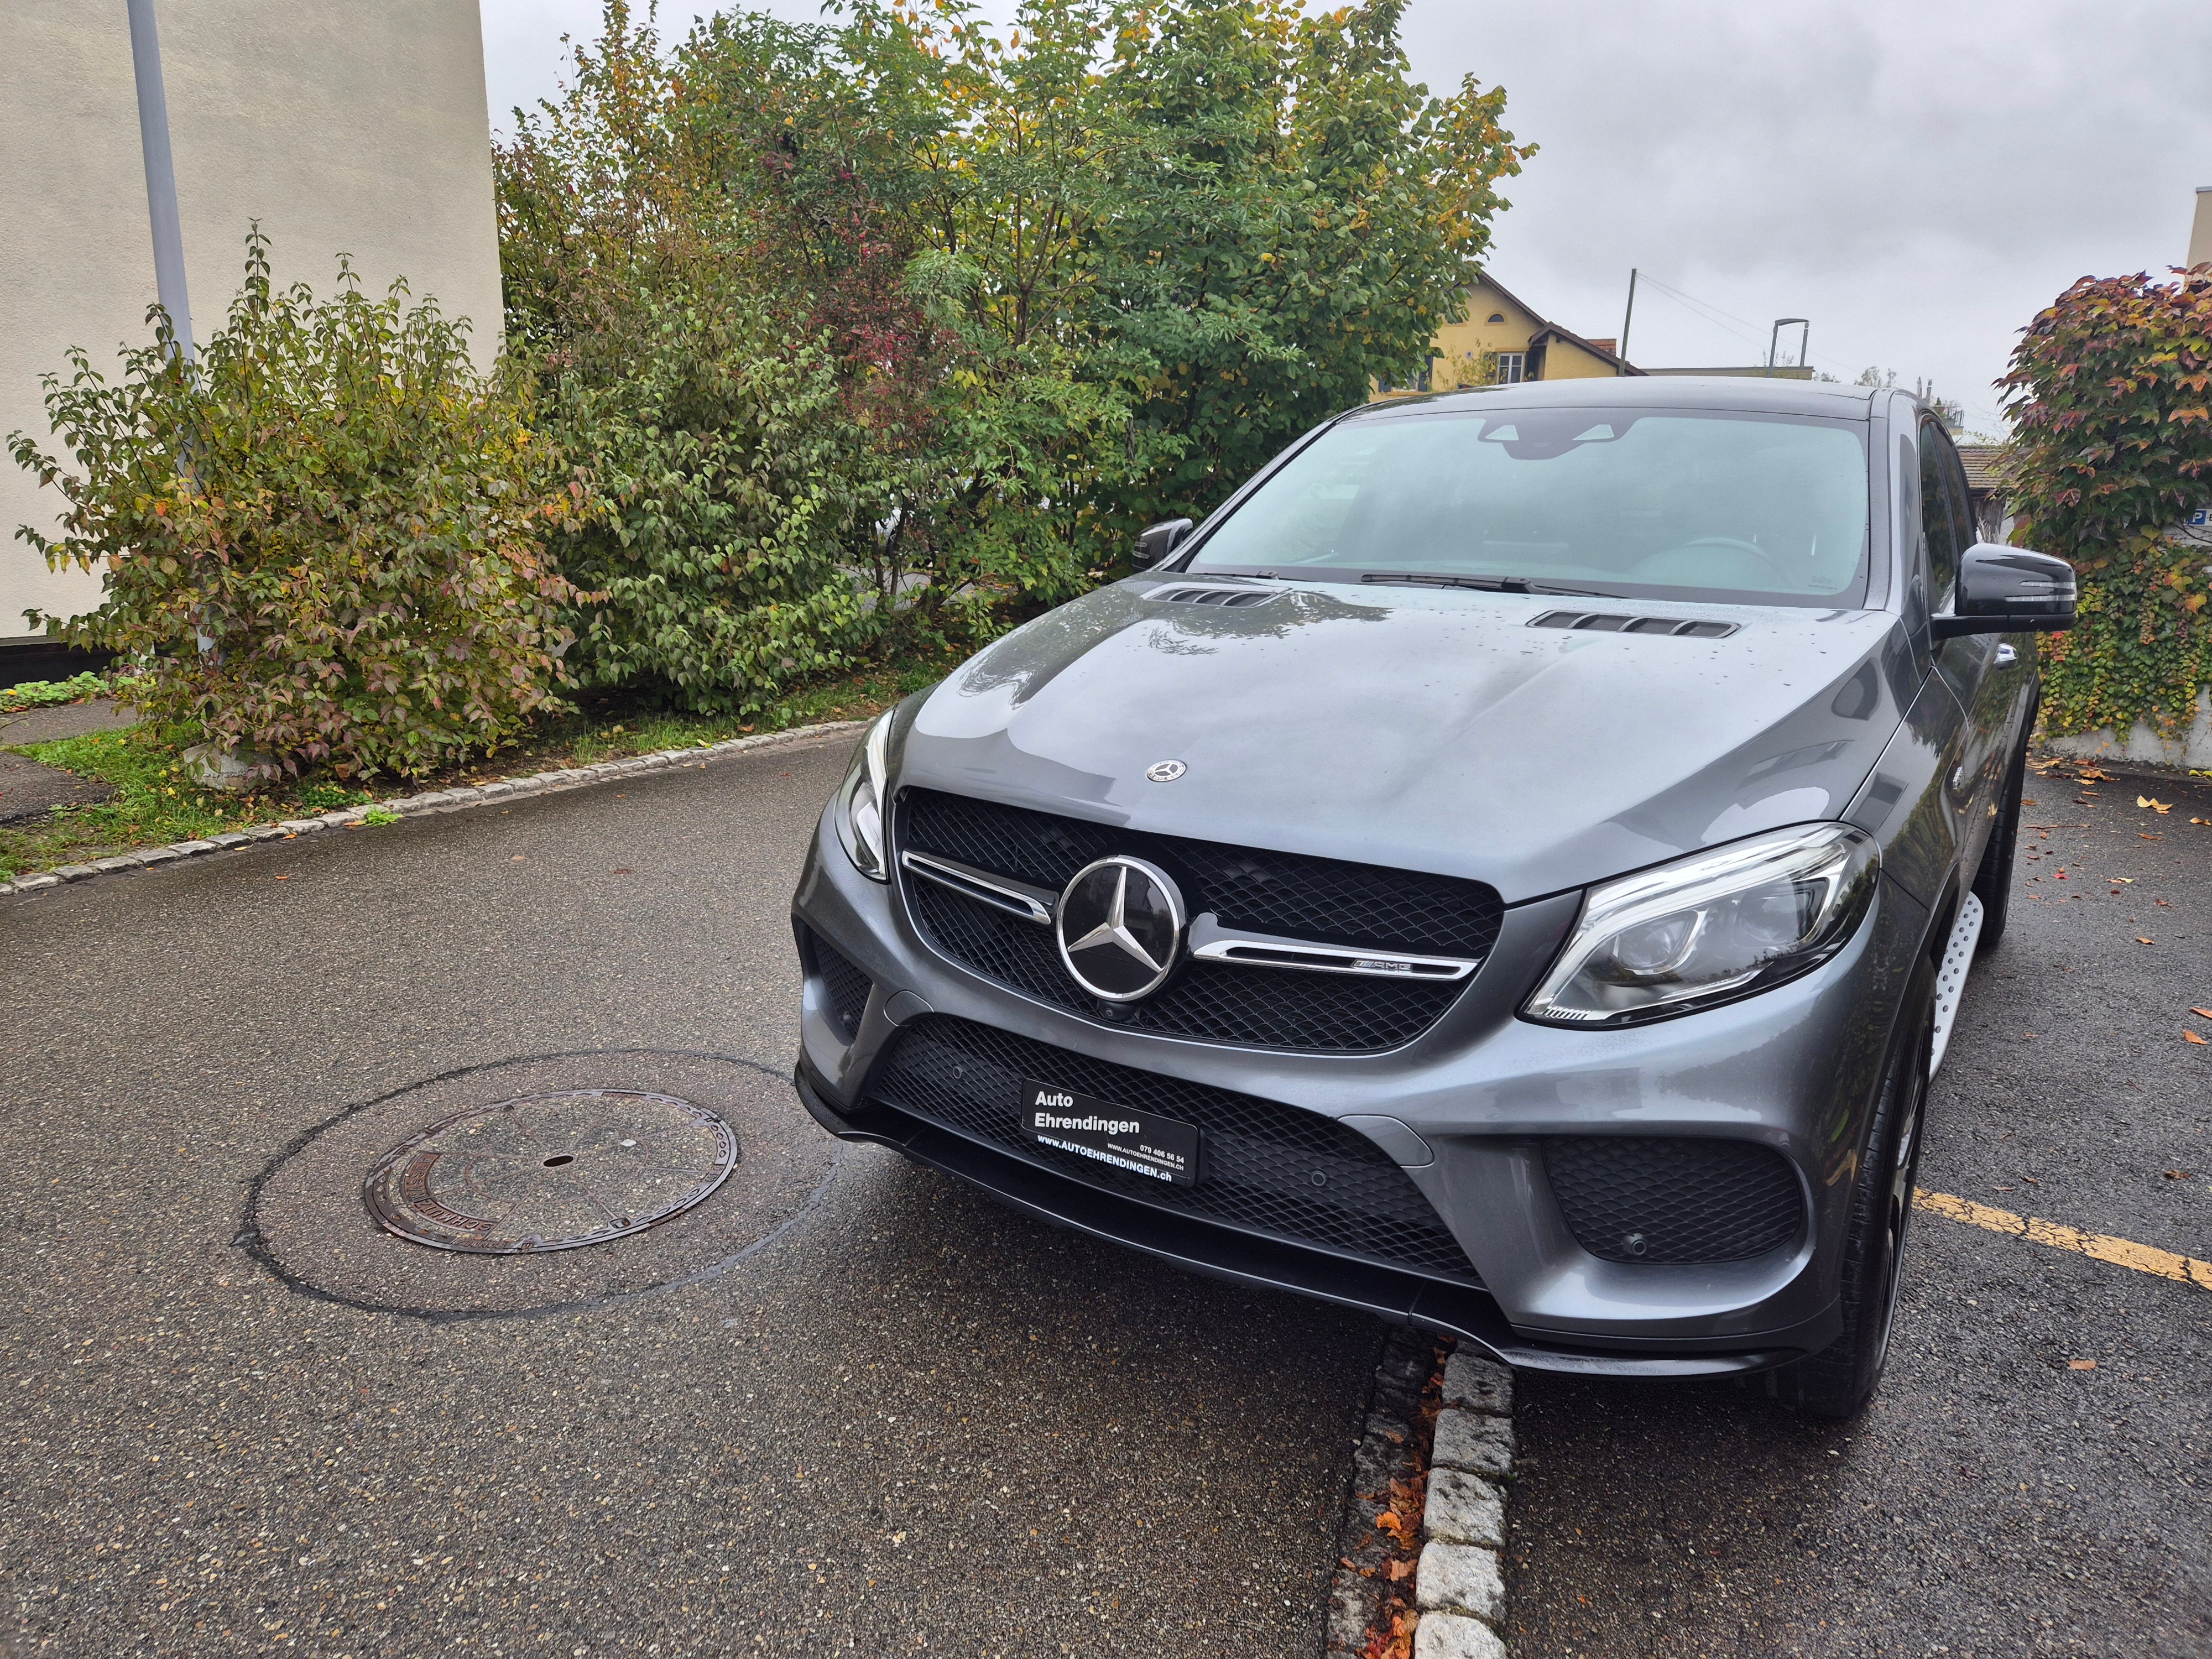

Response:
(1765, 959), (1936, 1420)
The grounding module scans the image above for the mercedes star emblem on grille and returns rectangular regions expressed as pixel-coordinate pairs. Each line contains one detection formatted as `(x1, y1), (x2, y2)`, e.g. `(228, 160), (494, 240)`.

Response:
(1055, 856), (1186, 1001)
(1145, 759), (1187, 782)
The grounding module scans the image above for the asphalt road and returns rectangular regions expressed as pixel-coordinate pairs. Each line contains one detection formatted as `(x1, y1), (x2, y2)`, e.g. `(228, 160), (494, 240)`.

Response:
(1505, 761), (2212, 1657)
(0, 733), (1383, 1658)
(6, 734), (2206, 1658)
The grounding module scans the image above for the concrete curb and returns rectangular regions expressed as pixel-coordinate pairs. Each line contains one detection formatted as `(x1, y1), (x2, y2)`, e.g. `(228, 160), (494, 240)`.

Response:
(1326, 1334), (1516, 1659)
(0, 719), (868, 899)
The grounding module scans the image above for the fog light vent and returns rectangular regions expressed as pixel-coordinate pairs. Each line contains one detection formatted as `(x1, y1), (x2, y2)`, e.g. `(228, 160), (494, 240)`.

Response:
(1543, 1136), (1802, 1264)
(809, 934), (874, 1041)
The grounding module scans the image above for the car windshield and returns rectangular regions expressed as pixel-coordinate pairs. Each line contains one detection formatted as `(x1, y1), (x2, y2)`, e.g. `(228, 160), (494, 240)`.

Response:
(1186, 407), (1871, 606)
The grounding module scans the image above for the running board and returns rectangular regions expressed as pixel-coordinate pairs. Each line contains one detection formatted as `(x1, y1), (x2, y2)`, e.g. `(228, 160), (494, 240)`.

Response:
(1928, 893), (1985, 1076)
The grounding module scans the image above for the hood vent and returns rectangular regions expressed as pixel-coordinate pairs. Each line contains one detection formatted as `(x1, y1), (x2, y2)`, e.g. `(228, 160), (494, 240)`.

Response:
(1532, 610), (1739, 639)
(1151, 586), (1277, 608)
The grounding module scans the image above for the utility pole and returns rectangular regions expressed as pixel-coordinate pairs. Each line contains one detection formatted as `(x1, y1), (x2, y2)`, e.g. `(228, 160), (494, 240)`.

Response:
(130, 0), (231, 744)
(127, 0), (194, 364)
(1618, 268), (1638, 375)
(1767, 317), (1808, 377)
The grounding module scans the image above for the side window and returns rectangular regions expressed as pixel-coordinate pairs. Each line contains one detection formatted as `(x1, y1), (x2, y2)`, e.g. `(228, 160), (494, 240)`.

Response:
(1917, 419), (1960, 608)
(1940, 437), (1978, 556)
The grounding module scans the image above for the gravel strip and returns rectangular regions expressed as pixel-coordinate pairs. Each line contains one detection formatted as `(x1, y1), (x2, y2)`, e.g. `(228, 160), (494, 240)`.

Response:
(0, 721), (865, 898)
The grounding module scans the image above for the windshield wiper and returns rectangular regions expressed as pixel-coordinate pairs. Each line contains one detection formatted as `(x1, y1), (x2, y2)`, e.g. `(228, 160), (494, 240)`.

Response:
(1358, 571), (1620, 598)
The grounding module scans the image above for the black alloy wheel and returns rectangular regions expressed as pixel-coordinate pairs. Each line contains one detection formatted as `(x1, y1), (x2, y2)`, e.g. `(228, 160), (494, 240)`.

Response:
(1971, 712), (2033, 953)
(1764, 957), (1936, 1420)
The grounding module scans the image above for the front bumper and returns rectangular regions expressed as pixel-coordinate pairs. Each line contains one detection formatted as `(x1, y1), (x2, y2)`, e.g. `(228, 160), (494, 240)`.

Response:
(793, 802), (1928, 1376)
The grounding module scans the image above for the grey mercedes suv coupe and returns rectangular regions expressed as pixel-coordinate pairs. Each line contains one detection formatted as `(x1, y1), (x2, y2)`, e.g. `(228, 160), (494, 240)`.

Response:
(789, 378), (2075, 1417)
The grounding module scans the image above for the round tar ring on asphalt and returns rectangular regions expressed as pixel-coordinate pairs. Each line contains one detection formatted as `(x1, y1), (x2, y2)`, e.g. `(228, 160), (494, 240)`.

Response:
(364, 1089), (738, 1254)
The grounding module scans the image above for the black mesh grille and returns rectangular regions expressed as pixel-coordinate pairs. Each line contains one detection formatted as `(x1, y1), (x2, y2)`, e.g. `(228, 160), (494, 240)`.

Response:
(867, 1015), (1482, 1285)
(897, 789), (1500, 1052)
(810, 933), (873, 1040)
(1543, 1137), (1803, 1264)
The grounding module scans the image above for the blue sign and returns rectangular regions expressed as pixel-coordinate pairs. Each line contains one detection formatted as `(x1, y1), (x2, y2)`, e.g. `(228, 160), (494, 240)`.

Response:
(2192, 506), (2211, 529)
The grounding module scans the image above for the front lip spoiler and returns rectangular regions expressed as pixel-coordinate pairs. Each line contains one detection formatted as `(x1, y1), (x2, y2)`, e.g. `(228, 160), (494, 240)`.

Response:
(794, 1061), (1813, 1380)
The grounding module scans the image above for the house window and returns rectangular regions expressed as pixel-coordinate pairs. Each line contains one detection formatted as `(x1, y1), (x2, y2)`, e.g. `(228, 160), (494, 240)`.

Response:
(1486, 312), (1506, 324)
(1494, 352), (1526, 384)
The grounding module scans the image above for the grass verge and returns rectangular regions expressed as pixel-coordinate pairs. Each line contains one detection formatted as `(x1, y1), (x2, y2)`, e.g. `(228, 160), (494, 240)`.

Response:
(0, 654), (951, 881)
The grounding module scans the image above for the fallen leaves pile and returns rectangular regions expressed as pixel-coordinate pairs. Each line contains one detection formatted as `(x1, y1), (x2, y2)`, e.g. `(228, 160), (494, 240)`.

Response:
(1352, 1352), (1447, 1659)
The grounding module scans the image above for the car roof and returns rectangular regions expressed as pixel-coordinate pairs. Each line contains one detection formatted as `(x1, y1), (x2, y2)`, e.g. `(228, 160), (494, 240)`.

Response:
(1345, 375), (1879, 422)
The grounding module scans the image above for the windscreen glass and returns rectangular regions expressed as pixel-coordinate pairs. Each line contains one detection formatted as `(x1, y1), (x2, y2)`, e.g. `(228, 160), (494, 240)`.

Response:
(1187, 409), (1871, 606)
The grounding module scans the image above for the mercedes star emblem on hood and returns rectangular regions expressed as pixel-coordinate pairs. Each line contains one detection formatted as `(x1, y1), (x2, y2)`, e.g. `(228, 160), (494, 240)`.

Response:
(1055, 856), (1186, 1001)
(1145, 759), (1187, 782)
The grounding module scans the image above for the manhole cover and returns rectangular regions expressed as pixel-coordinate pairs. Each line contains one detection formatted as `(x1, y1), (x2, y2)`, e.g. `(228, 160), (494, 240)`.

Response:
(363, 1089), (738, 1254)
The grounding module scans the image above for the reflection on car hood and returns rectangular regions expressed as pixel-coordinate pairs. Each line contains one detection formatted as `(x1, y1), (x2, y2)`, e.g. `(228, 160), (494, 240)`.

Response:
(897, 577), (1911, 903)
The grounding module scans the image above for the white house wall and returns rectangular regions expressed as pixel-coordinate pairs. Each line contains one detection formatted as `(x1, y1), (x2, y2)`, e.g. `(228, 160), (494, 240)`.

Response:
(0, 0), (503, 643)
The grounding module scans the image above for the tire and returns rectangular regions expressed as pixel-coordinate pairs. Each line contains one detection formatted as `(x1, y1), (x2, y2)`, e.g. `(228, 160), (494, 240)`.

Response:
(1971, 721), (2030, 954)
(1765, 958), (1936, 1420)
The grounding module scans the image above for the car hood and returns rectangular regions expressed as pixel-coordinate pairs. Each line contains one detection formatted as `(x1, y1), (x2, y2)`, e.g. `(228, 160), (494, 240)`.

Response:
(896, 577), (1912, 904)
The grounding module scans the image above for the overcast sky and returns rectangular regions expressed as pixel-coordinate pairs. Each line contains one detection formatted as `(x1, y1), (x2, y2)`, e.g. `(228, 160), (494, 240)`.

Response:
(481, 0), (2212, 435)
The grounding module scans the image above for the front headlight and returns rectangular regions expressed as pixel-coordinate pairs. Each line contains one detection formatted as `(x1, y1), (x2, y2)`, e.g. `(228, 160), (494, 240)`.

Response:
(1523, 822), (1879, 1027)
(832, 711), (894, 880)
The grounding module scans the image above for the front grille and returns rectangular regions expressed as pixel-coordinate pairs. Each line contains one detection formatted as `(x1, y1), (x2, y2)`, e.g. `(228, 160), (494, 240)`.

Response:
(897, 789), (1501, 1052)
(1543, 1136), (1803, 1263)
(867, 1015), (1482, 1285)
(808, 933), (873, 1040)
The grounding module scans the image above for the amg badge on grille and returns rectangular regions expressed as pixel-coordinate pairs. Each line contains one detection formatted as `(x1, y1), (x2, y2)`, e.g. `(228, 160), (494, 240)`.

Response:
(1055, 856), (1186, 1001)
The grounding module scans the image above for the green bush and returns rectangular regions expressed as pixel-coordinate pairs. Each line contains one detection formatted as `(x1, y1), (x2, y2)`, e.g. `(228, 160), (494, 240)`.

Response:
(2001, 267), (2212, 737)
(542, 288), (877, 713)
(10, 231), (583, 780)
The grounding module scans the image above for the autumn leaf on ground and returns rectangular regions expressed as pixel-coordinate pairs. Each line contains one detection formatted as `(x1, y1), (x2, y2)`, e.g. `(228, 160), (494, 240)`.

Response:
(1374, 1511), (1411, 1540)
(2137, 937), (2154, 945)
(2164, 1170), (2195, 1178)
(2189, 1008), (2212, 1019)
(2185, 1031), (2208, 1045)
(2138, 796), (2172, 813)
(1383, 1557), (1417, 1582)
(1360, 1610), (1417, 1659)
(2068, 1359), (2098, 1371)
(2079, 767), (2113, 781)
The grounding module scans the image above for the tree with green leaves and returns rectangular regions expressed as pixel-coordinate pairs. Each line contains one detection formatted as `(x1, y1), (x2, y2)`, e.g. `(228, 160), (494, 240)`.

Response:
(496, 0), (1528, 706)
(2001, 268), (2212, 739)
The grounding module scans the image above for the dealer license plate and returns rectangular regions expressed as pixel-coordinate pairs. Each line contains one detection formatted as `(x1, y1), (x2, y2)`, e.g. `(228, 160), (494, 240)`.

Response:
(1020, 1078), (1203, 1187)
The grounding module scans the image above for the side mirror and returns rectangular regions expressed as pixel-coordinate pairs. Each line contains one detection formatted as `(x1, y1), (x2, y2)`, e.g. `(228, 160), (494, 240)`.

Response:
(1932, 544), (2077, 639)
(1131, 517), (1194, 569)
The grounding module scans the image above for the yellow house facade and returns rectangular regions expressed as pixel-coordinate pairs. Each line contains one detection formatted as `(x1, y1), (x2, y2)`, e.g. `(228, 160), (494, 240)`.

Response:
(1381, 273), (1638, 396)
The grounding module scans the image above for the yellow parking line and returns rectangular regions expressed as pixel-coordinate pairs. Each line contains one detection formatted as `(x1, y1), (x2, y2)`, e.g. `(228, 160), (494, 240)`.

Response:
(1914, 1188), (2212, 1291)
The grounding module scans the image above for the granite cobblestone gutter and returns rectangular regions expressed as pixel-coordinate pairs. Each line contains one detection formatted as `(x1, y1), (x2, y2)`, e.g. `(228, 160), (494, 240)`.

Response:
(1415, 1347), (1516, 1658)
(0, 720), (867, 898)
(1328, 1333), (1517, 1659)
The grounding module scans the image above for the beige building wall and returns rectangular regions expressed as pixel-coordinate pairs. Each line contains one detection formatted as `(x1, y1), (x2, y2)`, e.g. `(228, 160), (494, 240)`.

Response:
(0, 1), (503, 644)
(1430, 278), (1547, 390)
(1533, 336), (1619, 380)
